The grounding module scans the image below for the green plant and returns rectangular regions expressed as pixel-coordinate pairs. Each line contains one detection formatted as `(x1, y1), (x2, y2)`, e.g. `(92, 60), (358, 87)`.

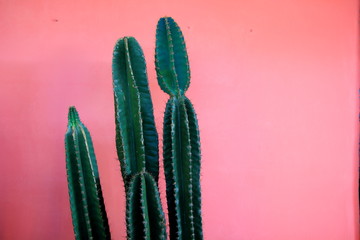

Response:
(65, 107), (110, 240)
(65, 17), (203, 240)
(112, 36), (167, 239)
(112, 37), (159, 186)
(156, 17), (203, 240)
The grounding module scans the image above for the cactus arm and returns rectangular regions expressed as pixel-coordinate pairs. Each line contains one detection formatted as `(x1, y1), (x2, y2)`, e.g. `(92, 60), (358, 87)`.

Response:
(163, 97), (195, 240)
(184, 97), (203, 239)
(127, 173), (167, 240)
(113, 37), (159, 183)
(65, 129), (90, 239)
(156, 17), (203, 240)
(126, 38), (160, 182)
(65, 107), (110, 240)
(77, 125), (111, 240)
(155, 17), (190, 96)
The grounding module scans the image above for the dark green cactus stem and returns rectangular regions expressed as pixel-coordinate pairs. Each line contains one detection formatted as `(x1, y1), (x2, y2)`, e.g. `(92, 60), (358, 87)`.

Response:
(112, 36), (159, 186)
(65, 107), (110, 240)
(126, 172), (167, 240)
(156, 17), (203, 240)
(156, 17), (190, 97)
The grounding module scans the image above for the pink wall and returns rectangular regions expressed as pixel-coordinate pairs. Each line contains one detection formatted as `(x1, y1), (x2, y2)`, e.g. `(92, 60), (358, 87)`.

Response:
(0, 0), (358, 239)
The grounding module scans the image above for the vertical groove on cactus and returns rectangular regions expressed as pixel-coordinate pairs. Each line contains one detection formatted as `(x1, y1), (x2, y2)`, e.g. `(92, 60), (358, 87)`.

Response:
(156, 17), (203, 240)
(113, 37), (159, 185)
(127, 172), (167, 240)
(65, 107), (110, 240)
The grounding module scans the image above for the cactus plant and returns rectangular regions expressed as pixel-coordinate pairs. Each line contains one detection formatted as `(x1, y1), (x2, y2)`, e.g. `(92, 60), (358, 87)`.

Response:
(112, 36), (167, 239)
(156, 17), (203, 240)
(65, 107), (110, 240)
(64, 17), (203, 240)
(112, 36), (160, 186)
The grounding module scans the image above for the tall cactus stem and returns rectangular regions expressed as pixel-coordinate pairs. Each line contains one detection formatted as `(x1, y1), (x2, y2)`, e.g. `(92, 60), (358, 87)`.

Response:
(65, 106), (111, 240)
(156, 17), (203, 240)
(113, 37), (159, 186)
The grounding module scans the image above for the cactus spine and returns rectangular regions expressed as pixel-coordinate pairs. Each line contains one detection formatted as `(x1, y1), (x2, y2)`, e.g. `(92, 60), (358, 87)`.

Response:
(112, 36), (166, 239)
(156, 17), (203, 240)
(65, 107), (110, 240)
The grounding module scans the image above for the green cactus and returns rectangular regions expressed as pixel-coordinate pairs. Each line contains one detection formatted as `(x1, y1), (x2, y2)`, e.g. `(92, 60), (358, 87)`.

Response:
(65, 107), (110, 240)
(64, 17), (203, 240)
(112, 36), (167, 239)
(156, 17), (203, 240)
(126, 172), (167, 240)
(112, 36), (159, 186)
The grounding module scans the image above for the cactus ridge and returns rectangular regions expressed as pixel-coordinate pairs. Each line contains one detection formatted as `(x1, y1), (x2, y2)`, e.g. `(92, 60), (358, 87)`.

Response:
(113, 37), (159, 185)
(65, 107), (110, 240)
(155, 17), (190, 96)
(126, 172), (167, 240)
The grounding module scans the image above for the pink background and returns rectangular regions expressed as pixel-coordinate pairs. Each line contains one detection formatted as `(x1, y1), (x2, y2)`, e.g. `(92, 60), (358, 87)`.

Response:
(0, 0), (358, 239)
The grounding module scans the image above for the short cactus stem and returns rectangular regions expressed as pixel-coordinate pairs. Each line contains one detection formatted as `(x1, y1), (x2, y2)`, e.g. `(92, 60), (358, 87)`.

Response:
(126, 172), (167, 240)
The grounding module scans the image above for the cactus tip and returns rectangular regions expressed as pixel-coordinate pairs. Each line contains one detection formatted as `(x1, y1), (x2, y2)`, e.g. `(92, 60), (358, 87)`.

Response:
(68, 106), (80, 126)
(160, 16), (173, 20)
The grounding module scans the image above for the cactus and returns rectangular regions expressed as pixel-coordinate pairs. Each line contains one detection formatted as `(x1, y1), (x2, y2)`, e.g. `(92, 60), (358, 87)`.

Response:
(156, 17), (203, 240)
(64, 17), (203, 240)
(112, 36), (167, 239)
(126, 172), (167, 240)
(65, 107), (110, 240)
(112, 36), (159, 186)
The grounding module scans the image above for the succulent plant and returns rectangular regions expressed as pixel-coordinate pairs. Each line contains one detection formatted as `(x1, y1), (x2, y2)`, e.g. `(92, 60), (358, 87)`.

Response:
(65, 17), (203, 240)
(65, 107), (110, 240)
(112, 36), (160, 186)
(156, 17), (203, 240)
(112, 36), (167, 239)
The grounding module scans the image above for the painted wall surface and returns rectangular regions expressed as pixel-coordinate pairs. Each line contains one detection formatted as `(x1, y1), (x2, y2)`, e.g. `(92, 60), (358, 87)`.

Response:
(0, 0), (358, 239)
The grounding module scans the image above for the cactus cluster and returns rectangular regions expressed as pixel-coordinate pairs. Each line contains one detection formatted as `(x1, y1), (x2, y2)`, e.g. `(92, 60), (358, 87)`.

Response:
(65, 17), (203, 240)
